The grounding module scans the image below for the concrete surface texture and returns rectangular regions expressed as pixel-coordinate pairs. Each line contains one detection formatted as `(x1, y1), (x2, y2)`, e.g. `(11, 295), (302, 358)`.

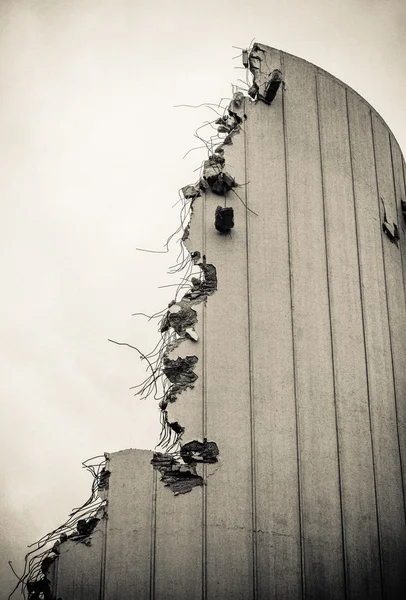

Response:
(46, 44), (406, 599)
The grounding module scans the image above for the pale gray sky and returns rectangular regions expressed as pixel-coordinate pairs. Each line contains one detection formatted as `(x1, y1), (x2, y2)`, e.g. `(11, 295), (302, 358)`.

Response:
(1, 0), (405, 595)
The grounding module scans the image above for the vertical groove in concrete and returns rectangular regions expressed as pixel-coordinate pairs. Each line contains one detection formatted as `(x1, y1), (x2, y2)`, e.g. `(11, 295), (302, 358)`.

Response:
(281, 49), (304, 600)
(202, 191), (207, 600)
(346, 88), (384, 598)
(315, 70), (348, 599)
(244, 95), (258, 600)
(149, 467), (157, 600)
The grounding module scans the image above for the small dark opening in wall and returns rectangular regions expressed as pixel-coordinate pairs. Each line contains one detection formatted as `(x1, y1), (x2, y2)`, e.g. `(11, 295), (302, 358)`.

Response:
(264, 70), (283, 104)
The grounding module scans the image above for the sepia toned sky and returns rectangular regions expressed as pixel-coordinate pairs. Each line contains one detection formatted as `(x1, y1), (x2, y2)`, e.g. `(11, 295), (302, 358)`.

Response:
(0, 0), (405, 595)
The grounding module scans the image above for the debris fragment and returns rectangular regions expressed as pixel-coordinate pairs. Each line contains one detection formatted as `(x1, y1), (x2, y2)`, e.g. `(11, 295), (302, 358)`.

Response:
(185, 328), (198, 341)
(184, 259), (217, 300)
(151, 452), (203, 495)
(163, 355), (198, 388)
(15, 454), (109, 599)
(41, 556), (56, 574)
(180, 439), (219, 464)
(168, 421), (185, 435)
(248, 82), (259, 99)
(199, 260), (217, 294)
(160, 302), (197, 336)
(242, 49), (249, 68)
(98, 467), (111, 491)
(213, 172), (237, 195)
(229, 91), (244, 114)
(190, 250), (201, 263)
(381, 198), (400, 245)
(51, 540), (61, 555)
(182, 184), (200, 200)
(75, 517), (100, 537)
(27, 577), (53, 600)
(215, 206), (234, 232)
(383, 221), (400, 244)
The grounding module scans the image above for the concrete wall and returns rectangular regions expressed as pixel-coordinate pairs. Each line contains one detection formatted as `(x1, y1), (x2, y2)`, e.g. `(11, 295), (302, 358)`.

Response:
(49, 45), (406, 599)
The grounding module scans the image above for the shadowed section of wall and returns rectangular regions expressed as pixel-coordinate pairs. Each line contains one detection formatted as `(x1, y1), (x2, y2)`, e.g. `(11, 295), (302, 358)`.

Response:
(47, 44), (406, 600)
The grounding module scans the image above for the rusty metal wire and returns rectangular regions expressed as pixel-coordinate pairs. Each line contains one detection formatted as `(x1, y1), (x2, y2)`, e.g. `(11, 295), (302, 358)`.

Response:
(8, 455), (109, 600)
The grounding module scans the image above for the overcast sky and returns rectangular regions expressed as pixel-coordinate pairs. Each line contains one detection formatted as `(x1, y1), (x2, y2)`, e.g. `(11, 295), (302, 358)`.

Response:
(1, 0), (405, 595)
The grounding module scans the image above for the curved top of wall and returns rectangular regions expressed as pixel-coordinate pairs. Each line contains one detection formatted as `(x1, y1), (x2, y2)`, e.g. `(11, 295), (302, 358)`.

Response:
(249, 42), (404, 156)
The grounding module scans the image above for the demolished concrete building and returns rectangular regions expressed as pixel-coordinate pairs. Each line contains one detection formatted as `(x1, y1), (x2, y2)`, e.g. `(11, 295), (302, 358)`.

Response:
(15, 43), (406, 599)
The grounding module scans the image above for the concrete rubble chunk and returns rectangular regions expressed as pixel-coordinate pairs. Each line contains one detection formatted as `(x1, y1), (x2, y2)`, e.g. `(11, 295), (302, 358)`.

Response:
(160, 303), (197, 336)
(381, 197), (400, 245)
(180, 439), (219, 464)
(215, 206), (234, 232)
(168, 421), (184, 435)
(151, 452), (203, 495)
(247, 43), (284, 104)
(163, 355), (198, 388)
(263, 69), (283, 104)
(182, 184), (200, 200)
(383, 221), (400, 245)
(401, 200), (406, 221)
(185, 328), (198, 341)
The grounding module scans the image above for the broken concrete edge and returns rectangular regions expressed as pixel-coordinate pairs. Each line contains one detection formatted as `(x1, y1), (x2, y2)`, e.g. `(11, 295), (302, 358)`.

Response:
(13, 454), (110, 600)
(146, 68), (249, 488)
(151, 440), (219, 495)
(246, 42), (284, 105)
(383, 221), (400, 245)
(155, 257), (218, 456)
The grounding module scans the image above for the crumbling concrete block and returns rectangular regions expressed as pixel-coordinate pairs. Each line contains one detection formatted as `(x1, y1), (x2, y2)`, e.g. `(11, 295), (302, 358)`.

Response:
(247, 43), (284, 105)
(151, 453), (203, 495)
(401, 200), (406, 222)
(180, 439), (219, 464)
(215, 206), (234, 232)
(182, 184), (200, 200)
(160, 302), (197, 336)
(163, 355), (198, 388)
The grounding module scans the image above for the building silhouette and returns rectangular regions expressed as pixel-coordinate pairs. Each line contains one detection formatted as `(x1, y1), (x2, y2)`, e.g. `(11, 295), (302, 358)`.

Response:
(25, 43), (406, 599)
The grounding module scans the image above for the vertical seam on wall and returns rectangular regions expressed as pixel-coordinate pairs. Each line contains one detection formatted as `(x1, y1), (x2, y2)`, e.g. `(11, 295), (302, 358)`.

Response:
(244, 95), (258, 600)
(281, 51), (305, 600)
(370, 109), (396, 595)
(202, 191), (208, 600)
(99, 496), (108, 600)
(388, 134), (406, 519)
(149, 467), (157, 600)
(346, 89), (384, 597)
(315, 71), (348, 599)
(371, 113), (406, 556)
